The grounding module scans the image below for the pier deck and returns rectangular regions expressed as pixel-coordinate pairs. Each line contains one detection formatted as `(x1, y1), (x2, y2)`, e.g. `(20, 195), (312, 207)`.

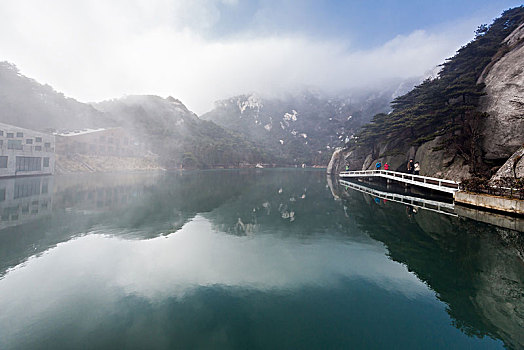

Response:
(339, 170), (460, 195)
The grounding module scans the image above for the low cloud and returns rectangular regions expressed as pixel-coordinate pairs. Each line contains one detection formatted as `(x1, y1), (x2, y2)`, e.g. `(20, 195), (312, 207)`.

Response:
(0, 0), (476, 113)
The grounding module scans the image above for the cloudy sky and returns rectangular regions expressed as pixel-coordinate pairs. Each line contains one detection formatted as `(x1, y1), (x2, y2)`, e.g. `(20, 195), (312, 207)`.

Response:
(0, 0), (521, 113)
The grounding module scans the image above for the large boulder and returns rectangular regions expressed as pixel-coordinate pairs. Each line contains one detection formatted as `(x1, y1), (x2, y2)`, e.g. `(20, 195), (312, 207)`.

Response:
(479, 23), (524, 161)
(490, 145), (524, 181)
(326, 145), (371, 174)
(415, 137), (471, 180)
(326, 148), (344, 175)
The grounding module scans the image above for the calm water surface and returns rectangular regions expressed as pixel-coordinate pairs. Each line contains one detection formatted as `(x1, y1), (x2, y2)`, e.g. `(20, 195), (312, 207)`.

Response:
(0, 169), (522, 349)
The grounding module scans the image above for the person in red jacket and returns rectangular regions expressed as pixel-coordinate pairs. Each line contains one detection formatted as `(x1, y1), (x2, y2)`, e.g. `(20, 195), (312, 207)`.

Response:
(384, 163), (389, 171)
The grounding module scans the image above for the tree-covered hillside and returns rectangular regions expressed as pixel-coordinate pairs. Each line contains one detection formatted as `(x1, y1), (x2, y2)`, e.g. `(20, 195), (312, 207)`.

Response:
(95, 96), (271, 169)
(0, 62), (106, 130)
(0, 64), (270, 169)
(353, 6), (524, 176)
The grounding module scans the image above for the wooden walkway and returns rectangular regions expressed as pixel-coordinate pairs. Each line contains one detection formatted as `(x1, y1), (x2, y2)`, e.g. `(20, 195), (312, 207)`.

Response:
(339, 179), (457, 217)
(339, 170), (460, 195)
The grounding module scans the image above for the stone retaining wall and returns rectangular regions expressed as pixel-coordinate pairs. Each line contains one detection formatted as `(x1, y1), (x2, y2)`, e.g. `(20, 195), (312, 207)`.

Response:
(455, 191), (524, 215)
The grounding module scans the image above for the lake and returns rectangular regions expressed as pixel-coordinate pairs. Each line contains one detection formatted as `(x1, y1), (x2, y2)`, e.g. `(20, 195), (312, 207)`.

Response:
(0, 169), (522, 349)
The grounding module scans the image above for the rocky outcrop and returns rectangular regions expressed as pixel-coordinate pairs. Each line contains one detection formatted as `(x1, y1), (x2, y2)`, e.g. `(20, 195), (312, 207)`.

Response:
(326, 145), (370, 174)
(479, 23), (524, 161)
(490, 145), (524, 181)
(328, 16), (524, 181)
(414, 137), (471, 180)
(328, 136), (472, 180)
(326, 148), (343, 175)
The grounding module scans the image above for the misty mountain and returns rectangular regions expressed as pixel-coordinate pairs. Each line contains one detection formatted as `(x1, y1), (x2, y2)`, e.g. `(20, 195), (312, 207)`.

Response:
(94, 95), (270, 168)
(0, 59), (418, 169)
(0, 62), (269, 168)
(0, 62), (106, 130)
(201, 82), (418, 165)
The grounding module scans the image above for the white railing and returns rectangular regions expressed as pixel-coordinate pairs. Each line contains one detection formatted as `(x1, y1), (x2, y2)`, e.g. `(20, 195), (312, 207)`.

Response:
(339, 170), (460, 194)
(339, 179), (457, 217)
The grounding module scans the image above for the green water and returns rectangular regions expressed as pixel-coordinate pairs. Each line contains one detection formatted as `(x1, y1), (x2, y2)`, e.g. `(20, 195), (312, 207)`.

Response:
(0, 169), (522, 349)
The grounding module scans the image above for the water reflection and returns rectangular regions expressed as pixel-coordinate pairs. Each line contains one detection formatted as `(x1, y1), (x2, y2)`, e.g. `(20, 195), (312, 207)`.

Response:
(0, 176), (53, 230)
(0, 170), (522, 349)
(332, 176), (524, 349)
(339, 178), (456, 216)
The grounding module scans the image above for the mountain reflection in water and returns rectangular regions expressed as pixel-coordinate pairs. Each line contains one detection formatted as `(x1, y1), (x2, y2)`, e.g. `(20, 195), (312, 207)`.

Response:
(0, 169), (522, 349)
(331, 176), (524, 349)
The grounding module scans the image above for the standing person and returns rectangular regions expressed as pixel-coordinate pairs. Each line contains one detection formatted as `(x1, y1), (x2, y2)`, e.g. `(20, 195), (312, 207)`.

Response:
(384, 163), (389, 171)
(414, 161), (420, 175)
(407, 159), (414, 174)
(376, 161), (382, 170)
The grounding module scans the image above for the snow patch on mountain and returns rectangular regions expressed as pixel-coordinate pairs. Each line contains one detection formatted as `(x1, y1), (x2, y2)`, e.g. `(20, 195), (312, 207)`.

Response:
(237, 94), (263, 114)
(283, 110), (298, 122)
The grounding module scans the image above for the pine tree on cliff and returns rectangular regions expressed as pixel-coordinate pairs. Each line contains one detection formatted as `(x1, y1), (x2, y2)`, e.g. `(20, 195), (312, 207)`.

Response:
(353, 6), (524, 175)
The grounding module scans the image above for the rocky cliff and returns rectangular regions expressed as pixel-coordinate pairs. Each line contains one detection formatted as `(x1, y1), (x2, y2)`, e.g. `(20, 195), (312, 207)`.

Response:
(479, 22), (524, 162)
(328, 7), (524, 181)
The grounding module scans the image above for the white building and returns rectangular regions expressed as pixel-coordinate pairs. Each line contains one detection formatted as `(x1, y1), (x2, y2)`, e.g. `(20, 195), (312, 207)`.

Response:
(0, 176), (53, 230)
(0, 122), (55, 178)
(54, 127), (143, 157)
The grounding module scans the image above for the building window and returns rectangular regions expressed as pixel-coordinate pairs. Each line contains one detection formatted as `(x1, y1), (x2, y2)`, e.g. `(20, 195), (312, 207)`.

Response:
(15, 156), (42, 172)
(35, 146), (42, 151)
(0, 156), (7, 168)
(26, 139), (33, 144)
(43, 157), (50, 167)
(35, 137), (42, 142)
(14, 178), (41, 198)
(7, 140), (23, 150)
(6, 133), (14, 138)
(44, 142), (51, 148)
(0, 140), (3, 147)
(16, 132), (23, 138)
(0, 131), (3, 136)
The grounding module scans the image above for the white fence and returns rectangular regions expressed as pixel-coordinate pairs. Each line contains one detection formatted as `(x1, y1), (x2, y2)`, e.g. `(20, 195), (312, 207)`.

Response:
(339, 170), (460, 194)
